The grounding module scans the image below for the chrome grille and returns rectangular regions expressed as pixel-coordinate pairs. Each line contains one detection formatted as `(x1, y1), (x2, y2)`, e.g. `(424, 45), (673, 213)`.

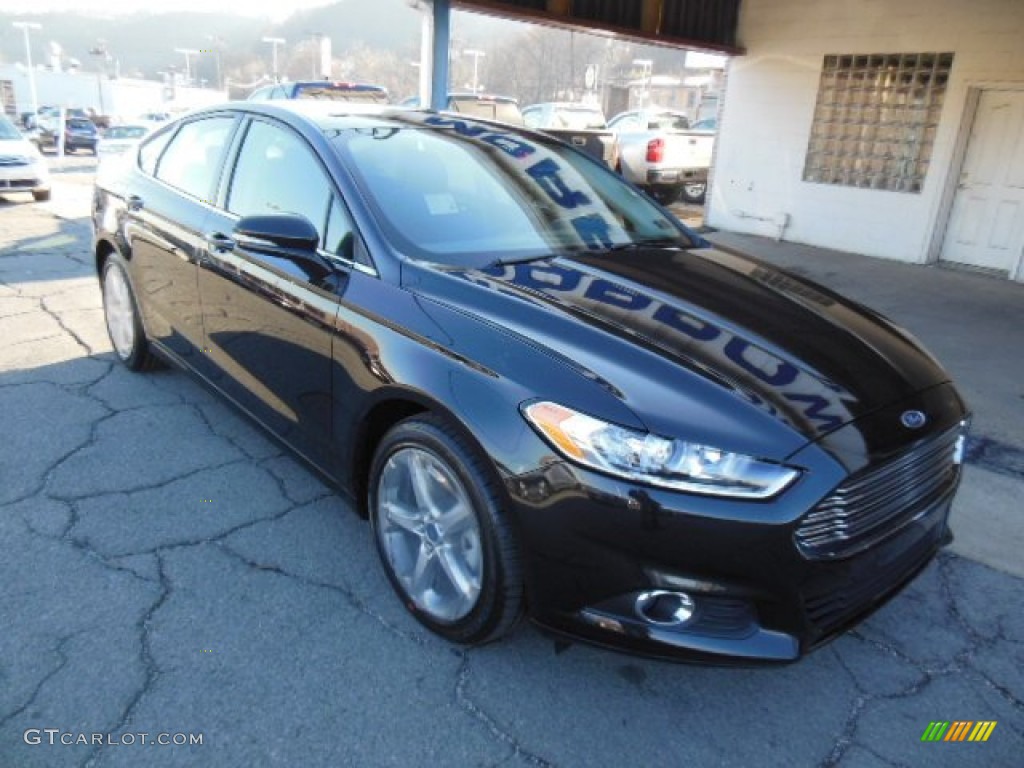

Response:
(796, 427), (962, 560)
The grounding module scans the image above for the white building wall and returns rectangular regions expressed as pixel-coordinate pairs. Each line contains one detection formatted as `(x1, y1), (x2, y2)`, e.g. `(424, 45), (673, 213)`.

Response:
(706, 0), (1024, 264)
(1, 66), (226, 121)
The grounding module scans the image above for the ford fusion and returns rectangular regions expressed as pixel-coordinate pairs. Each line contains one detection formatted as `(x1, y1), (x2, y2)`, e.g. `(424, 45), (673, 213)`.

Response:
(91, 101), (968, 662)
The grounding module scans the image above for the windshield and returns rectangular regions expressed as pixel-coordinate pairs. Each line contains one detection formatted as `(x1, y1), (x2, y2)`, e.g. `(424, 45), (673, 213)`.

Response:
(552, 107), (607, 130)
(647, 112), (690, 131)
(105, 126), (148, 140)
(294, 84), (389, 103)
(336, 117), (697, 267)
(448, 98), (524, 125)
(0, 117), (22, 141)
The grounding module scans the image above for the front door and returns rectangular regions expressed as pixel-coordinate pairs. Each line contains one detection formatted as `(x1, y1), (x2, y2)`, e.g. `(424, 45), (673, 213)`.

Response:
(198, 116), (359, 473)
(941, 89), (1024, 279)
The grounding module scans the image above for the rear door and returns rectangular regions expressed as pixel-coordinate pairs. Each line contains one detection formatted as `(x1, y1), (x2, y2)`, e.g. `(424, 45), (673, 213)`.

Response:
(126, 115), (237, 362)
(198, 117), (361, 471)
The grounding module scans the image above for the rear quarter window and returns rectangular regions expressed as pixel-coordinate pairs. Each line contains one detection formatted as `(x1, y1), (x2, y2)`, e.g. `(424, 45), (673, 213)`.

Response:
(138, 128), (175, 175)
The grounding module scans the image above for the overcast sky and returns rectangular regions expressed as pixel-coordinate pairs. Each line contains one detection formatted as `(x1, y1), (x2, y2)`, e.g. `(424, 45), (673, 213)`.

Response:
(4, 0), (335, 20)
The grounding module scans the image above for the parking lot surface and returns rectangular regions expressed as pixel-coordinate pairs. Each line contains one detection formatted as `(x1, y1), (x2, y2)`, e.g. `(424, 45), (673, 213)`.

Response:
(1, 168), (1021, 767)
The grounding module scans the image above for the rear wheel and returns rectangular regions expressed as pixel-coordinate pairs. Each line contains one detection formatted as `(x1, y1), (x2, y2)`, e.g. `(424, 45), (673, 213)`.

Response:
(369, 416), (523, 644)
(649, 186), (680, 205)
(680, 182), (707, 204)
(101, 252), (158, 371)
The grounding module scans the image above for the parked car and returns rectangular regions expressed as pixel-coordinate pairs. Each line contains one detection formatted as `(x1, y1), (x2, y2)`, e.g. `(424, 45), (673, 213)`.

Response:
(522, 101), (618, 168)
(0, 114), (51, 201)
(92, 101), (968, 663)
(96, 124), (151, 163)
(249, 80), (390, 104)
(402, 93), (524, 125)
(608, 108), (714, 203)
(37, 117), (99, 154)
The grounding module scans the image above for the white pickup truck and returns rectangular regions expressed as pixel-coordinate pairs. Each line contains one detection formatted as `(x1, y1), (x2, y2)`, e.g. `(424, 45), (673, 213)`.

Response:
(608, 109), (714, 204)
(521, 102), (619, 169)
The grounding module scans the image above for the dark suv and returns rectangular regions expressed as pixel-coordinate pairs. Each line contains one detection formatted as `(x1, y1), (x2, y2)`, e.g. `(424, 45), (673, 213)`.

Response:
(38, 117), (99, 154)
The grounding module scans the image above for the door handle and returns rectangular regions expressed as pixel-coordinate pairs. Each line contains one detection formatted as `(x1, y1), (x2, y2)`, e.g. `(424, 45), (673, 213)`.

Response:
(205, 232), (236, 252)
(126, 194), (144, 212)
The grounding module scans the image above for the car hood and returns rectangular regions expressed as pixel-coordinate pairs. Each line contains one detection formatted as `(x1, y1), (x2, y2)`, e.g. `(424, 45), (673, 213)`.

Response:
(404, 246), (952, 459)
(0, 137), (39, 157)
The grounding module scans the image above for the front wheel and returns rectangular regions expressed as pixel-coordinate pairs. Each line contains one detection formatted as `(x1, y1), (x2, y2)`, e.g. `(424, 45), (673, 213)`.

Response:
(369, 416), (523, 644)
(101, 252), (158, 371)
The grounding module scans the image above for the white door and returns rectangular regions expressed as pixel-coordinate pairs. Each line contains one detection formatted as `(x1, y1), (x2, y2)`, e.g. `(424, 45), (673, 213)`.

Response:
(941, 90), (1024, 278)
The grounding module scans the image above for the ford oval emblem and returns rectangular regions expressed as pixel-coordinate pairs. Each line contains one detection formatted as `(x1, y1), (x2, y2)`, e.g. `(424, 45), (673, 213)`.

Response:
(900, 410), (927, 429)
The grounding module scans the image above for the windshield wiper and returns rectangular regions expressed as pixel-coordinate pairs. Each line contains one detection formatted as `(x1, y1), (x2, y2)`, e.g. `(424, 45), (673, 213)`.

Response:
(490, 253), (559, 267)
(603, 238), (683, 252)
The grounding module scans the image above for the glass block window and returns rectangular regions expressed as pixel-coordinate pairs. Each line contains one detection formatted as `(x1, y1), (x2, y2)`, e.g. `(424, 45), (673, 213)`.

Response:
(803, 52), (953, 193)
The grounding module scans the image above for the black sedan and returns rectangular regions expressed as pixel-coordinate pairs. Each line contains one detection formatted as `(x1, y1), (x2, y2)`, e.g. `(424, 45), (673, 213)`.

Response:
(92, 101), (968, 662)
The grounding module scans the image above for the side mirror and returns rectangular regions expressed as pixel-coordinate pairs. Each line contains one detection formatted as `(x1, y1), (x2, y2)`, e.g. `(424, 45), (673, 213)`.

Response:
(234, 213), (320, 253)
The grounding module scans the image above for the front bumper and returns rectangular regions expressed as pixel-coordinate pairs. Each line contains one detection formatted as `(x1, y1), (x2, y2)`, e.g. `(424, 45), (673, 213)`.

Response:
(505, 386), (967, 663)
(0, 163), (50, 193)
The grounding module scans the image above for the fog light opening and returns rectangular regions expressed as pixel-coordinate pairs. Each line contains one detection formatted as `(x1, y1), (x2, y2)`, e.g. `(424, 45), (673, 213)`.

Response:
(635, 590), (696, 627)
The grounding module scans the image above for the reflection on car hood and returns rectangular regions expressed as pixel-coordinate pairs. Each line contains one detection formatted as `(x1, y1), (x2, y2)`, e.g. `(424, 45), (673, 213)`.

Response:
(408, 246), (951, 456)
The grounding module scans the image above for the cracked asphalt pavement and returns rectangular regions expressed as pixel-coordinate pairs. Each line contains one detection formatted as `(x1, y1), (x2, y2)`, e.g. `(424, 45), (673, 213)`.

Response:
(1, 166), (1021, 767)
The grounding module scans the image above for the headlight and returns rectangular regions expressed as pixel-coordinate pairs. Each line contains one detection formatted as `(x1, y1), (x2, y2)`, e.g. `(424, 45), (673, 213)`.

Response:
(522, 401), (799, 499)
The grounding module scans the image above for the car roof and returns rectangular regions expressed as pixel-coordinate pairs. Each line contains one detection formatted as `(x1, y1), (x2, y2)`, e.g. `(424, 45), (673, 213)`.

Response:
(185, 100), (505, 133)
(447, 92), (518, 103)
(287, 80), (387, 91)
(527, 102), (604, 109)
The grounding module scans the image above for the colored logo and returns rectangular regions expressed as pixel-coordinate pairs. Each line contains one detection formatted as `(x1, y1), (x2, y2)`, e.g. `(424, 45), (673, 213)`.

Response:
(921, 721), (997, 742)
(901, 410), (927, 429)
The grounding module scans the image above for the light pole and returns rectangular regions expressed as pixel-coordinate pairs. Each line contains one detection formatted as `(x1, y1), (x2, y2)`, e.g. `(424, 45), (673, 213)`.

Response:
(174, 48), (199, 86)
(262, 36), (285, 82)
(12, 21), (42, 120)
(463, 48), (485, 93)
(633, 58), (653, 107)
(205, 36), (223, 90)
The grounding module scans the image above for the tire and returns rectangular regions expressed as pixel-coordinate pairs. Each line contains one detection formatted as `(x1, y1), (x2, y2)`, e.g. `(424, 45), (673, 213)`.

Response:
(32, 189), (51, 202)
(680, 182), (707, 204)
(650, 186), (680, 205)
(101, 252), (158, 371)
(369, 415), (523, 644)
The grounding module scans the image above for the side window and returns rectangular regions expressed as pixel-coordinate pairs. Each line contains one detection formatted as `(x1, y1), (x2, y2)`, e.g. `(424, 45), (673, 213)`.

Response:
(154, 116), (235, 200)
(324, 197), (355, 259)
(138, 127), (174, 175)
(227, 120), (331, 247)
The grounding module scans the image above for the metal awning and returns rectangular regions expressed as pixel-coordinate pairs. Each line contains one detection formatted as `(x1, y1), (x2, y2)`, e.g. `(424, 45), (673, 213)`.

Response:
(454, 0), (744, 54)
(423, 0), (742, 110)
